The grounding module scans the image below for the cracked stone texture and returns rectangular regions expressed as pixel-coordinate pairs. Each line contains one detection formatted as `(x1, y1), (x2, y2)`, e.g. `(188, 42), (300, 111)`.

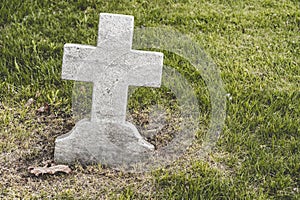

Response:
(54, 13), (163, 167)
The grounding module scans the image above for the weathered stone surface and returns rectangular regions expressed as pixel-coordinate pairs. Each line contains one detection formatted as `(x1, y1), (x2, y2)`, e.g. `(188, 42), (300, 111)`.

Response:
(54, 13), (163, 167)
(55, 119), (153, 166)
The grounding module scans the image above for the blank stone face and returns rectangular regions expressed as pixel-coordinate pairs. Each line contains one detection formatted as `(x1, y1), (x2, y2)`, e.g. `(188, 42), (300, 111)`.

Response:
(98, 14), (134, 49)
(54, 13), (164, 168)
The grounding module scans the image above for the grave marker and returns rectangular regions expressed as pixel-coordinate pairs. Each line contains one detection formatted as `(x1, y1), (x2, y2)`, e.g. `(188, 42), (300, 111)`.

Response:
(54, 13), (163, 167)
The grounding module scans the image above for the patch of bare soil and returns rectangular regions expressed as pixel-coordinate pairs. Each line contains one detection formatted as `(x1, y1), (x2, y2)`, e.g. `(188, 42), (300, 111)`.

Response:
(127, 105), (182, 150)
(1, 105), (177, 198)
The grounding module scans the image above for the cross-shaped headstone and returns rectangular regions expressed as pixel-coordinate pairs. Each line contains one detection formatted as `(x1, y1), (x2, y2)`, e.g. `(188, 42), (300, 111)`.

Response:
(62, 13), (163, 123)
(54, 13), (163, 167)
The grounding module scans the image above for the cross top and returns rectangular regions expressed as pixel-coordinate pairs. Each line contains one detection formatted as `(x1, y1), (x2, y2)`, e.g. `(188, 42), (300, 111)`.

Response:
(61, 13), (163, 123)
(97, 13), (134, 49)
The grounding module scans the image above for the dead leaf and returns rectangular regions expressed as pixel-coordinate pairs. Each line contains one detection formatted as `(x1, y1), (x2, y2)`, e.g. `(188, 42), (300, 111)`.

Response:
(28, 164), (71, 176)
(37, 103), (50, 113)
(24, 98), (34, 108)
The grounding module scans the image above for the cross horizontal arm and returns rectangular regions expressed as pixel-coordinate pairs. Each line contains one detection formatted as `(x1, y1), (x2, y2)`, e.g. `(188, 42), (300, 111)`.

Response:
(62, 44), (96, 81)
(126, 50), (163, 87)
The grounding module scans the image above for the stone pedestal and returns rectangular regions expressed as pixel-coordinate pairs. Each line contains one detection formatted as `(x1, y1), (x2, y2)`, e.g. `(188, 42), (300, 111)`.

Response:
(55, 119), (154, 166)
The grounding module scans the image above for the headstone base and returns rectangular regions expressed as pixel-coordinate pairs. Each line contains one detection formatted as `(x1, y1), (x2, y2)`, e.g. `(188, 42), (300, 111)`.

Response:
(54, 119), (154, 167)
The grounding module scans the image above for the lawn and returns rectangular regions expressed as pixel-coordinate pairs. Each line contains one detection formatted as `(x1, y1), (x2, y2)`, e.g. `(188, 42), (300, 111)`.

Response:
(0, 0), (299, 199)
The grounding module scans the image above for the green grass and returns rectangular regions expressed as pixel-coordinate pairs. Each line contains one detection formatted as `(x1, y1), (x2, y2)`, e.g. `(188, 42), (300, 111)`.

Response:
(0, 0), (299, 199)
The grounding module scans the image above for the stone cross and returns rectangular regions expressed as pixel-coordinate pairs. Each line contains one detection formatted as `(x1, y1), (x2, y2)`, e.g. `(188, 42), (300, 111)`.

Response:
(54, 13), (163, 167)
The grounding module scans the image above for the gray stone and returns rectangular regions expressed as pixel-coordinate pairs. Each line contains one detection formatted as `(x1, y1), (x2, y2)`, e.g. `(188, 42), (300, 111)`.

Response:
(54, 13), (163, 168)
